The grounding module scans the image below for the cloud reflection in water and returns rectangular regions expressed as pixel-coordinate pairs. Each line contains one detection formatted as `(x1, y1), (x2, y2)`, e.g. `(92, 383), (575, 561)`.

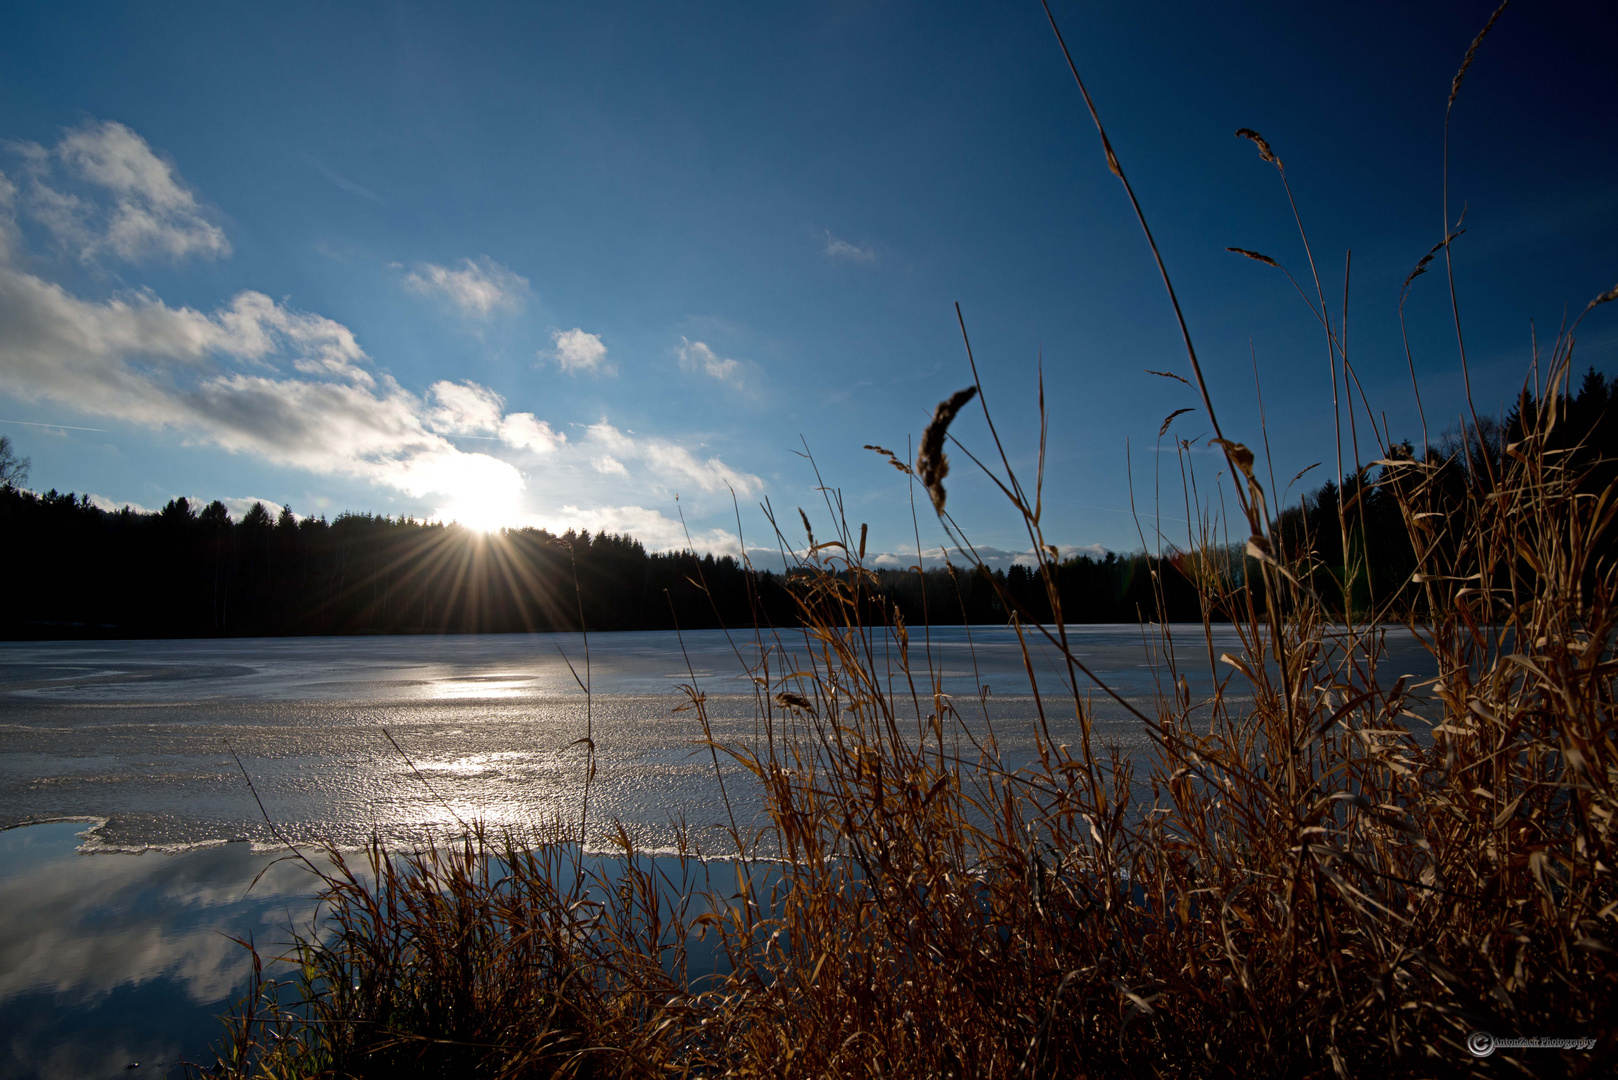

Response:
(0, 821), (319, 1079)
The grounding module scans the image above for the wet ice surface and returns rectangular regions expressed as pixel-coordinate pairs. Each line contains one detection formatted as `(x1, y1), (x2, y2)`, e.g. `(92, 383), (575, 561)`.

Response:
(0, 626), (1438, 854)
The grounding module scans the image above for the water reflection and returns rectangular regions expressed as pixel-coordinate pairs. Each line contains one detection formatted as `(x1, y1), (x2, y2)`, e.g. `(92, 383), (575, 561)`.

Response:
(0, 822), (751, 1078)
(0, 821), (319, 1080)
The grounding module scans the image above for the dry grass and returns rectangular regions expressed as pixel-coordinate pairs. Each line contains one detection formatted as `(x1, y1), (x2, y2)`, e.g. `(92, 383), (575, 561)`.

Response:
(204, 6), (1616, 1077)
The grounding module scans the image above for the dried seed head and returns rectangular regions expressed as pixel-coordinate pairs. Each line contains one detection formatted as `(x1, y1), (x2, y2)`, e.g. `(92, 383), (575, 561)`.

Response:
(1586, 281), (1618, 313)
(1235, 128), (1282, 169)
(1449, 0), (1511, 114)
(798, 508), (815, 549)
(1401, 230), (1466, 304)
(1160, 408), (1194, 436)
(774, 691), (814, 713)
(917, 386), (978, 513)
(1403, 250), (1438, 297)
(1144, 368), (1192, 387)
(1226, 246), (1279, 268)
(863, 445), (913, 475)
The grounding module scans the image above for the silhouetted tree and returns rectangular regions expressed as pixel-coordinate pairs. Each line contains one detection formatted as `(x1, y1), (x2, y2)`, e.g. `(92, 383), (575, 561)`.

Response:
(0, 435), (29, 490)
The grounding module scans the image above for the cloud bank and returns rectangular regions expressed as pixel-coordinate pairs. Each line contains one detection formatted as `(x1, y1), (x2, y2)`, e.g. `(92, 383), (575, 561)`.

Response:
(0, 120), (764, 539)
(0, 258), (531, 509)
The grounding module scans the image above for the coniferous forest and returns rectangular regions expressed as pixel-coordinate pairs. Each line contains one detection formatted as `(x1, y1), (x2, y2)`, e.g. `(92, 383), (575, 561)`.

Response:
(0, 492), (1190, 638)
(3, 368), (1613, 639)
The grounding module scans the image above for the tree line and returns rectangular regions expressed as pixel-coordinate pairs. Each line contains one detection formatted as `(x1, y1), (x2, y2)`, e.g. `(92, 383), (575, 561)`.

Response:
(3, 368), (1609, 638)
(1268, 366), (1618, 615)
(0, 491), (1200, 639)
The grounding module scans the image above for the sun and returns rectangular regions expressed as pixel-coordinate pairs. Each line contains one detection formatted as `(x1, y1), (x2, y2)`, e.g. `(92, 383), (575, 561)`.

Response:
(446, 498), (511, 534)
(437, 462), (524, 534)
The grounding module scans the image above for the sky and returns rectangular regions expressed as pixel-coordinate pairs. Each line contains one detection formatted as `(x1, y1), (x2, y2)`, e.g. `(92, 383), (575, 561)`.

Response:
(1, 0), (1614, 569)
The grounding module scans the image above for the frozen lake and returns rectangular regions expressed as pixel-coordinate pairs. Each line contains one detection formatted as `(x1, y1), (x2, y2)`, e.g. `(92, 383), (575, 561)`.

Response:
(0, 625), (1437, 1077)
(0, 625), (1438, 853)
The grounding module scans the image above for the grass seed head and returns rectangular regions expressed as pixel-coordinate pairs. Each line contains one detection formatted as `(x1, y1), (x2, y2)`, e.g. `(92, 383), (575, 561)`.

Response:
(1235, 127), (1282, 168)
(917, 386), (978, 513)
(1160, 408), (1194, 436)
(1226, 246), (1280, 267)
(1144, 368), (1192, 386)
(1449, 0), (1512, 114)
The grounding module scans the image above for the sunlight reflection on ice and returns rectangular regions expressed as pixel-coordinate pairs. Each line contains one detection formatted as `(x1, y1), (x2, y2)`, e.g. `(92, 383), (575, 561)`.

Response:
(417, 750), (532, 776)
(0, 627), (1439, 854)
(427, 673), (540, 699)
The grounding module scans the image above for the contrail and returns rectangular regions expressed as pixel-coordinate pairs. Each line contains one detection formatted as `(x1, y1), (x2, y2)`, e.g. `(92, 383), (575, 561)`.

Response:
(0, 419), (110, 432)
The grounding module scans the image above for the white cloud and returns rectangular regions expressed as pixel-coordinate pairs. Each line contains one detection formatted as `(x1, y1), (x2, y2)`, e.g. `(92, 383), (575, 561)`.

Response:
(403, 257), (527, 317)
(0, 241), (739, 534)
(0, 254), (379, 411)
(0, 172), (22, 263)
(218, 497), (285, 520)
(822, 230), (876, 264)
(584, 422), (761, 496)
(13, 120), (229, 262)
(0, 122), (762, 540)
(216, 290), (371, 384)
(643, 441), (759, 496)
(0, 250), (528, 510)
(22, 179), (91, 252)
(677, 337), (742, 385)
(87, 494), (154, 514)
(585, 419), (634, 455)
(428, 379), (504, 434)
(425, 380), (563, 454)
(498, 412), (564, 454)
(549, 327), (614, 375)
(1059, 543), (1109, 562)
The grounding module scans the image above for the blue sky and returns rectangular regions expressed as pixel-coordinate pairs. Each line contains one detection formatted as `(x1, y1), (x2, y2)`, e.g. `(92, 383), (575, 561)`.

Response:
(1, 1), (1613, 566)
